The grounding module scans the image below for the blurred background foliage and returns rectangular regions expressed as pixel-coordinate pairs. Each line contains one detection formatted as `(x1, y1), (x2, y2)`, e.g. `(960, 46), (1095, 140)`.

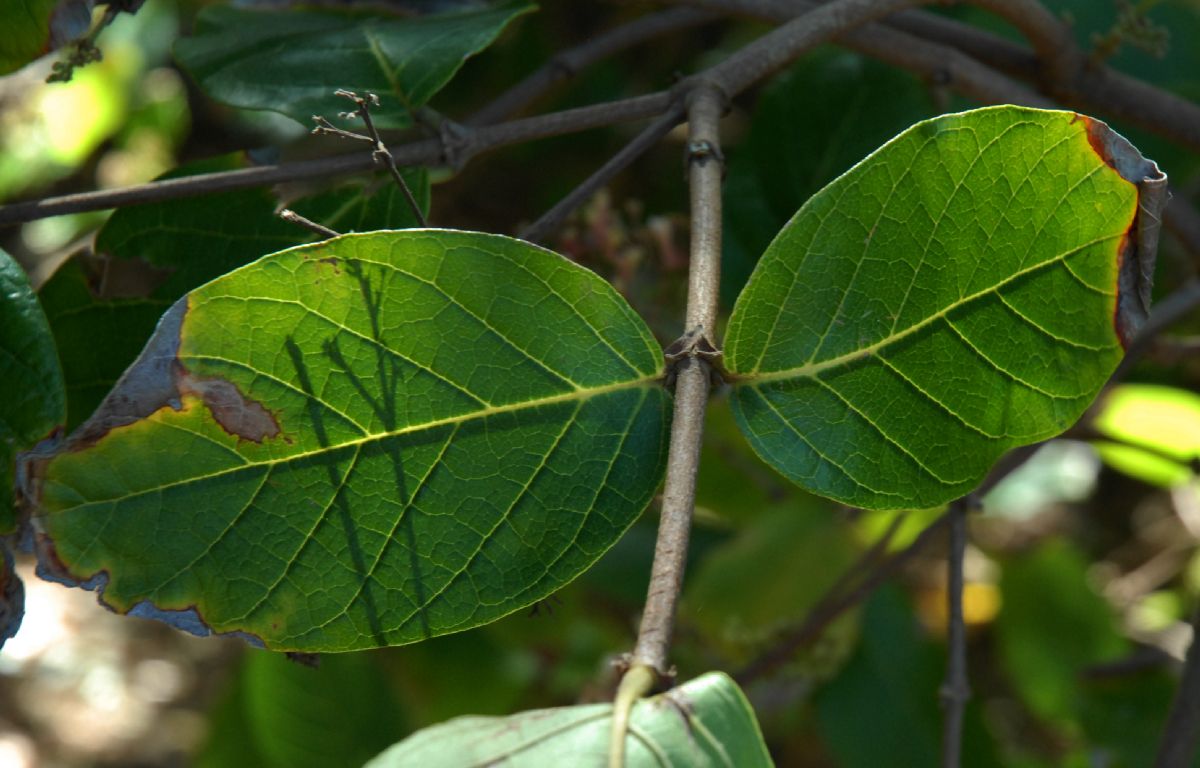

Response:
(0, 1), (1199, 766)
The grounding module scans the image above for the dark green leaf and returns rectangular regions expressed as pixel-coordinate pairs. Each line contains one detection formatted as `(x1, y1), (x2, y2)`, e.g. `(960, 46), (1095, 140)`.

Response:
(49, 157), (429, 429)
(29, 230), (669, 652)
(174, 1), (535, 129)
(0, 247), (64, 528)
(725, 106), (1166, 509)
(365, 671), (772, 767)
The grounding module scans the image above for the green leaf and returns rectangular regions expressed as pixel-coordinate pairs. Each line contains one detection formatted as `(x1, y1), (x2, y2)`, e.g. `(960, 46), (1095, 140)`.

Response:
(1092, 384), (1200, 487)
(174, 1), (535, 129)
(0, 247), (64, 530)
(364, 672), (772, 767)
(28, 230), (669, 652)
(725, 106), (1167, 510)
(197, 650), (406, 768)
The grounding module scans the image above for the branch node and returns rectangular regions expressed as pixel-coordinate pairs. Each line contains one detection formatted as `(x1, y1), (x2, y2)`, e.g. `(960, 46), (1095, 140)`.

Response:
(663, 326), (725, 390)
(314, 90), (428, 227)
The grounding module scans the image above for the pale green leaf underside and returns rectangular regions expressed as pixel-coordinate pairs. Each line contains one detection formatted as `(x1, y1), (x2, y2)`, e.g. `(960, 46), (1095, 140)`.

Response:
(173, 1), (534, 129)
(35, 230), (669, 651)
(726, 106), (1143, 510)
(365, 672), (773, 768)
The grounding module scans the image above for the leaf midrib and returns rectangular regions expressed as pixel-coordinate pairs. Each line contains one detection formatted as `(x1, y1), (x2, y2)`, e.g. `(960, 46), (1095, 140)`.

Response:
(734, 232), (1120, 386)
(47, 375), (663, 508)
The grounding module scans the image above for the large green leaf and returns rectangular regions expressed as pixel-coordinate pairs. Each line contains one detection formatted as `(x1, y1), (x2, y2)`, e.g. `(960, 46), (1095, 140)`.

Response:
(725, 106), (1167, 510)
(174, 1), (535, 129)
(25, 230), (669, 651)
(0, 247), (64, 529)
(365, 671), (772, 767)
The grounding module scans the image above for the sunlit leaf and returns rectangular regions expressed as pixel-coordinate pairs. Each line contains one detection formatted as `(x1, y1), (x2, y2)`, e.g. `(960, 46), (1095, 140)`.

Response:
(174, 1), (534, 129)
(27, 230), (669, 652)
(365, 672), (772, 767)
(1092, 384), (1200, 487)
(0, 247), (64, 529)
(725, 106), (1167, 510)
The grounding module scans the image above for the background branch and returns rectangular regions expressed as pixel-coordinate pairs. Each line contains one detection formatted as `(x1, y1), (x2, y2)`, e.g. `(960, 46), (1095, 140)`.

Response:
(520, 107), (686, 243)
(468, 7), (719, 126)
(941, 498), (971, 768)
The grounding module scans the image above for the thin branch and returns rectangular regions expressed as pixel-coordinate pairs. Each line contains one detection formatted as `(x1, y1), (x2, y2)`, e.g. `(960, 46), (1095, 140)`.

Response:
(278, 209), (340, 239)
(686, 0), (1051, 107)
(629, 81), (727, 679)
(882, 4), (1200, 152)
(327, 90), (427, 227)
(941, 497), (972, 768)
(1154, 605), (1200, 768)
(702, 0), (928, 96)
(469, 7), (719, 126)
(520, 106), (686, 243)
(689, 0), (1200, 153)
(0, 92), (671, 226)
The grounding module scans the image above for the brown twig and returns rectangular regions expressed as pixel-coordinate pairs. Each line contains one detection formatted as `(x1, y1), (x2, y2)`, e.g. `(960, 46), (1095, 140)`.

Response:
(0, 92), (672, 226)
(941, 497), (972, 768)
(1113, 280), (1200, 381)
(317, 90), (428, 227)
(278, 209), (340, 240)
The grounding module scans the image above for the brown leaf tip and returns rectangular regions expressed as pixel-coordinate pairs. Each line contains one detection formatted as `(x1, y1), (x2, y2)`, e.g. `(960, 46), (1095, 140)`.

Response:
(1077, 114), (1169, 348)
